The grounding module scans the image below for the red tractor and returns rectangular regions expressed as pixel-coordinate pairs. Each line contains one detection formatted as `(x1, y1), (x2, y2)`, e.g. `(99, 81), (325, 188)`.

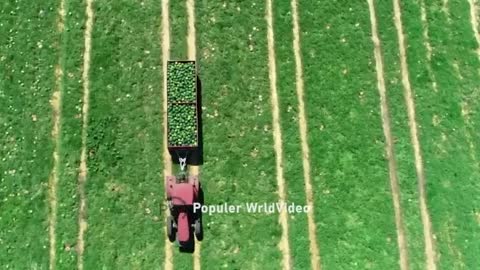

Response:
(165, 60), (203, 252)
(165, 162), (203, 249)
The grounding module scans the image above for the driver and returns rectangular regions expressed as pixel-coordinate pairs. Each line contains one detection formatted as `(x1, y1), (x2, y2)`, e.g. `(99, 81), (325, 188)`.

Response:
(177, 171), (188, 183)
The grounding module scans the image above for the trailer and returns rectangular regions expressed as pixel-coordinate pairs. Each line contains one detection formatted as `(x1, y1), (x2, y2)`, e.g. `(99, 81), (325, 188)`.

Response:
(165, 60), (203, 251)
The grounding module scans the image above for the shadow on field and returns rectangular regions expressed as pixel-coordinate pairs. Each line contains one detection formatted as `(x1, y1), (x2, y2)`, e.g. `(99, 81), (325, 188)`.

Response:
(188, 76), (204, 166)
(196, 186), (204, 240)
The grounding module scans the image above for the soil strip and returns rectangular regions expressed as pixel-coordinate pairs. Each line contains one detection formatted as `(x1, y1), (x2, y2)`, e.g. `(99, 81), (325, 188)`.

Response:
(266, 0), (292, 268)
(77, 0), (94, 269)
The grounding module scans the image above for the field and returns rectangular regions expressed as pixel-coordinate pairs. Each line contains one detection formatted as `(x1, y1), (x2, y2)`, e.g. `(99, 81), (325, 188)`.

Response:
(0, 0), (479, 269)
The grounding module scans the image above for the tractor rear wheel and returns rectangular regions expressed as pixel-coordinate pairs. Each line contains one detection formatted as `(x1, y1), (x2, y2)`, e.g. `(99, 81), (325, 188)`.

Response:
(194, 219), (203, 241)
(167, 216), (176, 242)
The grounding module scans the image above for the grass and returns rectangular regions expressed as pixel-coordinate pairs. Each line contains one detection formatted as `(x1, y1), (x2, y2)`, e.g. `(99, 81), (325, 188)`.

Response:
(82, 1), (164, 268)
(414, 0), (480, 268)
(195, 1), (283, 269)
(0, 1), (58, 268)
(299, 0), (400, 269)
(376, 0), (480, 268)
(2, 0), (480, 269)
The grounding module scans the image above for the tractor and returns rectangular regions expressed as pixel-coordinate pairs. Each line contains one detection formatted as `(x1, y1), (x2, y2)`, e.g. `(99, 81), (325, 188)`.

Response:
(165, 60), (203, 252)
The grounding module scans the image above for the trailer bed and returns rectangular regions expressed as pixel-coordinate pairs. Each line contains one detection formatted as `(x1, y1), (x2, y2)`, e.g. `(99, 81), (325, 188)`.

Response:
(166, 60), (199, 152)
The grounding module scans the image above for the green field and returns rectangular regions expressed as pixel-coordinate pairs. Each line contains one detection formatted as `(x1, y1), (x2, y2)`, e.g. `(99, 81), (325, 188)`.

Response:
(0, 1), (57, 268)
(195, 2), (282, 268)
(1, 0), (479, 269)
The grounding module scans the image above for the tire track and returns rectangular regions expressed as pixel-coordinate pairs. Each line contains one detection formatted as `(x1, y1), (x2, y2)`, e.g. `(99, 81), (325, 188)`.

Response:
(161, 0), (174, 269)
(186, 0), (201, 269)
(419, 0), (438, 93)
(367, 1), (409, 270)
(465, 1), (480, 229)
(48, 1), (66, 269)
(468, 0), (480, 61)
(447, 1), (479, 172)
(442, 0), (451, 21)
(266, 0), (291, 268)
(460, 0), (480, 176)
(77, 0), (93, 269)
(190, 165), (201, 270)
(187, 0), (196, 60)
(392, 0), (437, 269)
(49, 68), (61, 270)
(289, 1), (320, 269)
(57, 0), (66, 33)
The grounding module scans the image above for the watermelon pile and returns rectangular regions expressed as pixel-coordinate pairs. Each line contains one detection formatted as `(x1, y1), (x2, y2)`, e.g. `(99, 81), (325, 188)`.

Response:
(167, 61), (198, 147)
(167, 61), (196, 102)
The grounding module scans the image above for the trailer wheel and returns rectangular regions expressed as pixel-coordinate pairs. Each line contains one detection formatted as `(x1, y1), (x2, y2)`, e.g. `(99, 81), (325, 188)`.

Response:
(167, 216), (176, 242)
(194, 219), (203, 241)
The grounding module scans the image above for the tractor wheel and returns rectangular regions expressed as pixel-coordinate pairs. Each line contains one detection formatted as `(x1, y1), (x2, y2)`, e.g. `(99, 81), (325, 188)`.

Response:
(194, 219), (203, 241)
(167, 216), (176, 242)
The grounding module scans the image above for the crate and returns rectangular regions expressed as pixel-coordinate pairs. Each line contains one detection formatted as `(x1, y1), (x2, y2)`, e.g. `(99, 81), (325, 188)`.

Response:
(167, 60), (199, 151)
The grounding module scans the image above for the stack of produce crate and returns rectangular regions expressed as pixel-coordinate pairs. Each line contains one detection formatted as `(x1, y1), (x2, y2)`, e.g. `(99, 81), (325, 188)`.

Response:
(166, 61), (199, 150)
